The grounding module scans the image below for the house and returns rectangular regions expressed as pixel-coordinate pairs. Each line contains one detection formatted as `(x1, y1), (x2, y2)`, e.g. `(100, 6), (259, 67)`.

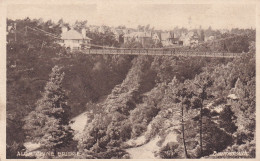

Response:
(179, 31), (199, 47)
(7, 25), (14, 33)
(205, 35), (216, 42)
(123, 28), (136, 35)
(111, 28), (124, 43)
(6, 25), (16, 43)
(59, 27), (91, 50)
(123, 31), (152, 46)
(160, 32), (174, 46)
(152, 33), (161, 44)
(220, 29), (229, 34)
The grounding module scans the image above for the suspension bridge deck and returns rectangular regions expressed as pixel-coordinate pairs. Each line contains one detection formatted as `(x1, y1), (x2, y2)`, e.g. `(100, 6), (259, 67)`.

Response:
(78, 49), (243, 58)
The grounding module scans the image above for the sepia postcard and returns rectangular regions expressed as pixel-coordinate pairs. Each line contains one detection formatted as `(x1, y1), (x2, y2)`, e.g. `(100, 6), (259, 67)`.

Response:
(0, 0), (259, 160)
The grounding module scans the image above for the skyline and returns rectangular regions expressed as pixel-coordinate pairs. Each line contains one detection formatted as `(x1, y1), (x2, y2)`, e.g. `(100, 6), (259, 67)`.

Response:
(7, 3), (256, 30)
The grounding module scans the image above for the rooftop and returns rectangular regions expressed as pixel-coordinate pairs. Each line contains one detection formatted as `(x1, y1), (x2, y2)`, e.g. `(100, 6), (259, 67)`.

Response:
(61, 29), (91, 40)
(124, 32), (151, 38)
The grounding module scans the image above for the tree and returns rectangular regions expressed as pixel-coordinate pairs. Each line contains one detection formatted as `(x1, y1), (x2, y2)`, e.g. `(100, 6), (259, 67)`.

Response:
(189, 71), (213, 157)
(73, 20), (88, 32)
(86, 27), (119, 48)
(137, 25), (145, 32)
(121, 38), (143, 48)
(162, 78), (194, 158)
(230, 77), (255, 144)
(199, 30), (205, 42)
(173, 85), (189, 158)
(23, 66), (73, 156)
(117, 25), (126, 29)
(58, 18), (64, 25)
(219, 105), (237, 134)
(145, 24), (150, 31)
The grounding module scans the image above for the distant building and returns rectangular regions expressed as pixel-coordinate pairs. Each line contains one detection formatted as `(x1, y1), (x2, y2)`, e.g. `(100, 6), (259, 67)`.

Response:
(59, 27), (91, 50)
(123, 28), (136, 35)
(152, 33), (161, 44)
(6, 25), (15, 43)
(7, 25), (14, 33)
(111, 28), (124, 43)
(220, 29), (229, 34)
(205, 35), (216, 42)
(160, 32), (174, 46)
(123, 31), (152, 46)
(179, 31), (199, 47)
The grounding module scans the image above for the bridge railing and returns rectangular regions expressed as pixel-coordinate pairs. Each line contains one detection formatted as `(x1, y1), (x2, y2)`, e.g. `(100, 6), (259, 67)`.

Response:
(80, 48), (243, 58)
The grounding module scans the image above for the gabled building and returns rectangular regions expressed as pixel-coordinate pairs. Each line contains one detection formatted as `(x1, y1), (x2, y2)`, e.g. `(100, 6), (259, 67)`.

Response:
(59, 27), (91, 50)
(7, 25), (15, 33)
(6, 25), (16, 43)
(220, 29), (229, 34)
(160, 32), (175, 46)
(123, 28), (136, 35)
(205, 35), (216, 42)
(123, 31), (152, 46)
(111, 28), (124, 43)
(152, 33), (161, 44)
(179, 31), (200, 47)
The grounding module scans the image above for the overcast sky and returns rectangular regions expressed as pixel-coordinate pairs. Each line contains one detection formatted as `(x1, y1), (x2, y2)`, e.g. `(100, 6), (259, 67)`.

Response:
(7, 3), (256, 30)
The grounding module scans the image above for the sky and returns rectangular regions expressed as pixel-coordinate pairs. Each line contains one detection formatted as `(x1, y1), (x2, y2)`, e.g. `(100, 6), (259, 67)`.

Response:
(7, 3), (256, 30)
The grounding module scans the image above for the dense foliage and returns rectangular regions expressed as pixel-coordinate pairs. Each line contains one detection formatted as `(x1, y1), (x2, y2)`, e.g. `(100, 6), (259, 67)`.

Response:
(85, 26), (120, 48)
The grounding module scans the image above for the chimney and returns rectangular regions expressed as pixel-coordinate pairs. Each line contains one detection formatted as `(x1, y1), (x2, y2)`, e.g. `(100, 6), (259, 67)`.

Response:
(62, 26), (68, 34)
(81, 28), (86, 39)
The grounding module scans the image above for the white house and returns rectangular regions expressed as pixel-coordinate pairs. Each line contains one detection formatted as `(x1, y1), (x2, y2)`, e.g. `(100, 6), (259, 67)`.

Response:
(179, 31), (199, 47)
(205, 35), (216, 42)
(59, 27), (91, 50)
(152, 33), (161, 44)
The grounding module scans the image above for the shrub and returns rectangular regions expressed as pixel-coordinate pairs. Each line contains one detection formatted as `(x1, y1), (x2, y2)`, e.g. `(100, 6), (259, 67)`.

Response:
(159, 142), (181, 158)
(131, 123), (147, 138)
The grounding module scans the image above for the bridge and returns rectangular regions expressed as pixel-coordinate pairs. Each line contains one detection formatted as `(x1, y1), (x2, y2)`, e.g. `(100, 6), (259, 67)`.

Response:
(77, 48), (244, 58)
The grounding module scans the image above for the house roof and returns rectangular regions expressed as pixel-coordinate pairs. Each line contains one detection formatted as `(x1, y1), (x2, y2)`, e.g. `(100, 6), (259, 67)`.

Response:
(152, 33), (161, 40)
(115, 29), (124, 35)
(112, 28), (124, 35)
(179, 31), (199, 41)
(124, 32), (151, 38)
(161, 32), (174, 41)
(186, 31), (199, 38)
(61, 29), (91, 40)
